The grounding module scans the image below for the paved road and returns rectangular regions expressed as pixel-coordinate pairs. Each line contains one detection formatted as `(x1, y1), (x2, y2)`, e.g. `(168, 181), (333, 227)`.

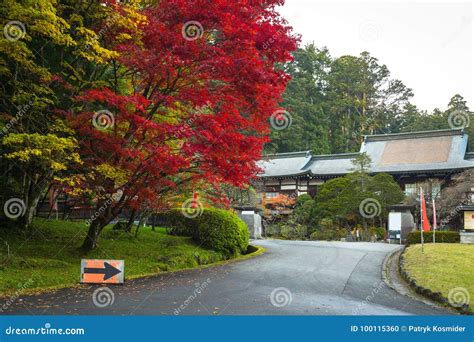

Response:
(2, 240), (452, 315)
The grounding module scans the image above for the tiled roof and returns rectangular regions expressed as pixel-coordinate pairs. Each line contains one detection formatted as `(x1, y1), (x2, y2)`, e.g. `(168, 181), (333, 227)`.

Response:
(362, 129), (474, 174)
(257, 151), (312, 177)
(259, 129), (474, 178)
(303, 153), (359, 175)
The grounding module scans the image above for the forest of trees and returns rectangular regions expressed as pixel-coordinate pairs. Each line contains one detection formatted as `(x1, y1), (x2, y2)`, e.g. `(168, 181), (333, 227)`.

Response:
(266, 44), (473, 154)
(0, 0), (298, 250)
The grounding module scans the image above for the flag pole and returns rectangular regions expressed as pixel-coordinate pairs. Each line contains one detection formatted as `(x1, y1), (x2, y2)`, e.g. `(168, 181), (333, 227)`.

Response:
(420, 187), (424, 253)
(432, 198), (437, 244)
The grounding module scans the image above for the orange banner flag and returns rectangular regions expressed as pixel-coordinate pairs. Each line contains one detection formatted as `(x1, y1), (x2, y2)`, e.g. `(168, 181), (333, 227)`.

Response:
(420, 188), (431, 232)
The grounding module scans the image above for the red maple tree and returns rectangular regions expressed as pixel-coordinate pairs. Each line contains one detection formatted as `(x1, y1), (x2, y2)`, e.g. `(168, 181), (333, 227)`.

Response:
(68, 0), (298, 250)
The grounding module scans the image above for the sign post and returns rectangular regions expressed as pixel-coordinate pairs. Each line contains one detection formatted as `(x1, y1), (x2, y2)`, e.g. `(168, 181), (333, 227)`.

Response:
(420, 188), (424, 254)
(432, 198), (437, 244)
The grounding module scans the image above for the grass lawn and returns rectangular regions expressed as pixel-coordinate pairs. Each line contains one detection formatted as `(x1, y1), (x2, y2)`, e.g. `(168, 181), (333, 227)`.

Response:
(403, 243), (474, 311)
(0, 218), (231, 296)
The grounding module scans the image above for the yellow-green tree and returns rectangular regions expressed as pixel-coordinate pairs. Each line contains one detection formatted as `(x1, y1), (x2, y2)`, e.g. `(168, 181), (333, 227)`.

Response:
(0, 0), (142, 229)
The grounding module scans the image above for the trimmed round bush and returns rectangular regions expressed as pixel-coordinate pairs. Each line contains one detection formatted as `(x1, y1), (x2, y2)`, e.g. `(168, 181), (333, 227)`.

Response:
(195, 208), (249, 257)
(158, 208), (249, 256)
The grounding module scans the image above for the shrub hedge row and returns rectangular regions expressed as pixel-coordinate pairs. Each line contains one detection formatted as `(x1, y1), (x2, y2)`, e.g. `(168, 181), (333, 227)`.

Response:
(156, 208), (249, 257)
(406, 231), (460, 244)
(309, 229), (347, 241)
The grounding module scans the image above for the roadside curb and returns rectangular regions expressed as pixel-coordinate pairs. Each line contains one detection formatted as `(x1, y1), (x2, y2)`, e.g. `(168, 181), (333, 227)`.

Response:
(399, 249), (472, 315)
(381, 245), (404, 291)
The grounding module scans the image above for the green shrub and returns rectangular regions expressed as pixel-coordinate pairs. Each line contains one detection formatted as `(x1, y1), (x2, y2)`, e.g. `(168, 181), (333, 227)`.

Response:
(195, 208), (249, 256)
(265, 222), (281, 237)
(336, 228), (348, 239)
(296, 194), (312, 206)
(369, 227), (386, 240)
(293, 199), (316, 224)
(159, 208), (249, 256)
(280, 222), (308, 240)
(309, 228), (346, 241)
(309, 230), (332, 241)
(320, 218), (336, 230)
(406, 231), (460, 244)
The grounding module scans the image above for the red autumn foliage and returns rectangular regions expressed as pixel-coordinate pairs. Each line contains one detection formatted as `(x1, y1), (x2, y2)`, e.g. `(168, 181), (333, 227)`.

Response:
(67, 0), (298, 249)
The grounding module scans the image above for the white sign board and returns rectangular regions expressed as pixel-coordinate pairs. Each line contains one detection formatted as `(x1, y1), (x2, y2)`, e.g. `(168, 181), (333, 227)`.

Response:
(388, 212), (402, 231)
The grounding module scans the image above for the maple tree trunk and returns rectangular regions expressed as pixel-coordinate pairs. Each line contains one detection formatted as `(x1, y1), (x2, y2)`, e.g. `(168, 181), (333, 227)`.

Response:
(81, 201), (116, 251)
(151, 214), (156, 232)
(81, 219), (106, 251)
(135, 212), (148, 237)
(124, 208), (137, 233)
(81, 202), (112, 252)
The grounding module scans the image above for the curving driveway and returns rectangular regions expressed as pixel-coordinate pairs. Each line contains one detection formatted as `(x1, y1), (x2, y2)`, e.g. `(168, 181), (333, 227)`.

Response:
(2, 239), (453, 315)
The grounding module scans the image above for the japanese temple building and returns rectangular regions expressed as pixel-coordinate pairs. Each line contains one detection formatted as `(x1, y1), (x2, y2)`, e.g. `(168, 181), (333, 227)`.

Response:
(257, 129), (474, 200)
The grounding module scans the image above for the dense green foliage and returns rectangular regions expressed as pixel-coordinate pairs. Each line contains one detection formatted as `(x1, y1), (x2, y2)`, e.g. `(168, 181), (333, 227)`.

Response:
(309, 225), (346, 241)
(406, 231), (460, 244)
(266, 164), (403, 241)
(316, 172), (404, 228)
(267, 44), (473, 154)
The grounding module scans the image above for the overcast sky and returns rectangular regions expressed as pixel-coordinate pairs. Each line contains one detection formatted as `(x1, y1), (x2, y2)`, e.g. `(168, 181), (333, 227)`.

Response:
(278, 0), (473, 112)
